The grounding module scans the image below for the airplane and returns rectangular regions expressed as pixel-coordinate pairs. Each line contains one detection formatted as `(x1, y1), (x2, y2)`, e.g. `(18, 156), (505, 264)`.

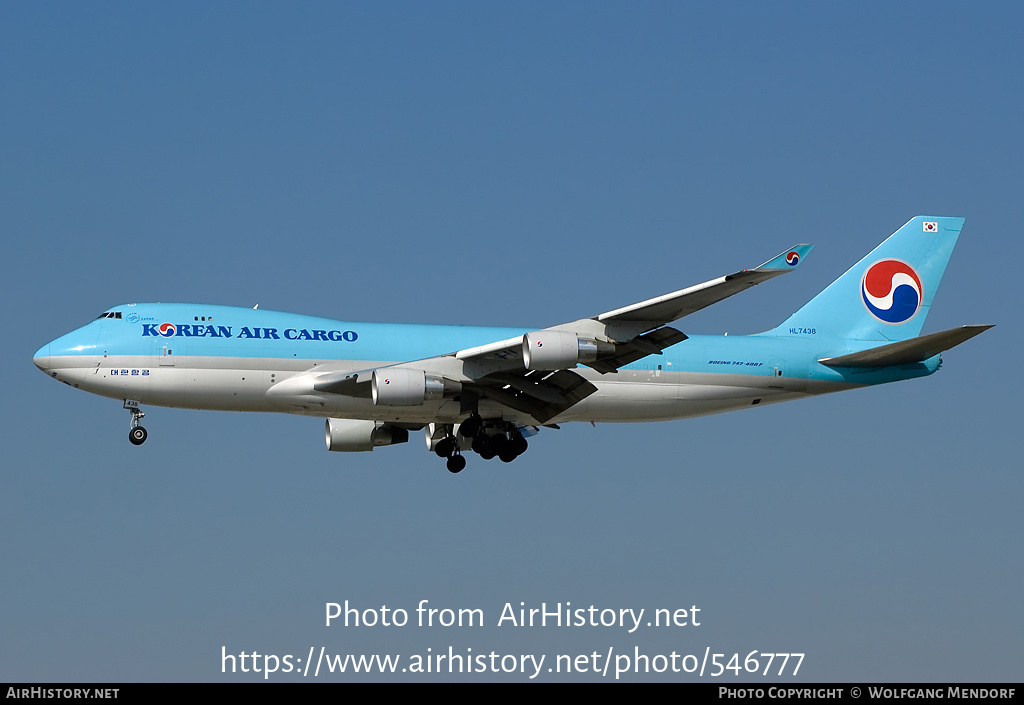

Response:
(33, 216), (992, 473)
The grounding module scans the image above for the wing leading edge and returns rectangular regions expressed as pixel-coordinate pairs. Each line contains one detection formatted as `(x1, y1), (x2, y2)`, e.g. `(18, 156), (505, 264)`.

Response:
(596, 243), (813, 329)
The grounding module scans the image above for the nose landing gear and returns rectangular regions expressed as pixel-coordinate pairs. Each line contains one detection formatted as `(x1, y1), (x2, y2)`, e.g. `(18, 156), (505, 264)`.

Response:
(129, 425), (148, 445)
(125, 400), (147, 446)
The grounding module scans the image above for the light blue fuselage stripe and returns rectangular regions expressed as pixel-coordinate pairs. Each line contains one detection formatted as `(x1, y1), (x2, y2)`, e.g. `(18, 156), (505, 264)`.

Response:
(45, 303), (939, 388)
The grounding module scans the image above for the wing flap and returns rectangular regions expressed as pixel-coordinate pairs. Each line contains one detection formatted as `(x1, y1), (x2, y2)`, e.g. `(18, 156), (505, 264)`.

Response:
(475, 369), (598, 424)
(584, 326), (688, 373)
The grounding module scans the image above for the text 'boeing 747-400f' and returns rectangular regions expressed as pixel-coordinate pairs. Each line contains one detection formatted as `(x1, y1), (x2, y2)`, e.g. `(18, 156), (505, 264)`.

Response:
(34, 216), (992, 473)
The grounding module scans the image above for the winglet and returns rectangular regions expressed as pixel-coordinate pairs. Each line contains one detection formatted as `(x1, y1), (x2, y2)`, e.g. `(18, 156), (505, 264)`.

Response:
(755, 244), (813, 271)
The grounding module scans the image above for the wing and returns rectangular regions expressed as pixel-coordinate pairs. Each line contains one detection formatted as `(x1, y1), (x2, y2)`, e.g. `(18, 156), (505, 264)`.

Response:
(596, 243), (813, 330)
(454, 242), (811, 372)
(302, 243), (812, 423)
(446, 243), (812, 421)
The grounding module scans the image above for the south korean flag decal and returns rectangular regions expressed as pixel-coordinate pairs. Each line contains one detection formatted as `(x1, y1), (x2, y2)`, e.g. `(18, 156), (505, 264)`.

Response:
(923, 221), (938, 233)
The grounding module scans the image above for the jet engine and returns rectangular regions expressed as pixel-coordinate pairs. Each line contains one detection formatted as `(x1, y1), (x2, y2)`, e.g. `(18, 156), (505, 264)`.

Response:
(371, 368), (446, 406)
(522, 330), (614, 371)
(325, 419), (409, 452)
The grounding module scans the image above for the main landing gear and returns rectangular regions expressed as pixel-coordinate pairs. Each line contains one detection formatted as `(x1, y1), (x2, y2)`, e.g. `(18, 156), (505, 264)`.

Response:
(432, 432), (467, 473)
(433, 416), (530, 473)
(125, 401), (148, 446)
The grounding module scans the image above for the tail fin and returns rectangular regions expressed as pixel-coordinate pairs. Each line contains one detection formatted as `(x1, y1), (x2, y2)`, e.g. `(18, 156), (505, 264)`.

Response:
(767, 216), (964, 342)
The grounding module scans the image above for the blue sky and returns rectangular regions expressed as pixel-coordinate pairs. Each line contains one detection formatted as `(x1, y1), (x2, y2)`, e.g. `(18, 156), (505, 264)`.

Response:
(2, 3), (1020, 682)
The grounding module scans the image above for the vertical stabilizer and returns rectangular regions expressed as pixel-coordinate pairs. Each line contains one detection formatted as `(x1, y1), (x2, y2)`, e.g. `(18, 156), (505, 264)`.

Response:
(767, 216), (964, 342)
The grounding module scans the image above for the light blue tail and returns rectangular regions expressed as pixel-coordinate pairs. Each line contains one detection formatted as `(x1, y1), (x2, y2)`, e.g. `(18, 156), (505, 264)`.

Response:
(767, 216), (964, 342)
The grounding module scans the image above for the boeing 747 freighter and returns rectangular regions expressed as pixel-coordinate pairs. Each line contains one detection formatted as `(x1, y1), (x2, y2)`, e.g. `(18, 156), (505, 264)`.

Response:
(33, 216), (991, 472)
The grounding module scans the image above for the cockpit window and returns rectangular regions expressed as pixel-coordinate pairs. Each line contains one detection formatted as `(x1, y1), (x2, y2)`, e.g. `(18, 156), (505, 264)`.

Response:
(95, 312), (123, 319)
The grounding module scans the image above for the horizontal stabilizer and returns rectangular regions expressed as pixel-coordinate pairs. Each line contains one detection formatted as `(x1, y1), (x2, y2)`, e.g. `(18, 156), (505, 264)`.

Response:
(819, 325), (993, 368)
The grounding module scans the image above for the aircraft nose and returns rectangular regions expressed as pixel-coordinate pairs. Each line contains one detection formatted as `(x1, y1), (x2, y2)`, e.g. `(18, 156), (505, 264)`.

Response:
(33, 343), (51, 372)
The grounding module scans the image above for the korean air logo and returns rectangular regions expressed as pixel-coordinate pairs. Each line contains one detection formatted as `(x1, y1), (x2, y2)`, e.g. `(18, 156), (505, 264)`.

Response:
(158, 323), (176, 337)
(785, 251), (800, 266)
(861, 260), (923, 324)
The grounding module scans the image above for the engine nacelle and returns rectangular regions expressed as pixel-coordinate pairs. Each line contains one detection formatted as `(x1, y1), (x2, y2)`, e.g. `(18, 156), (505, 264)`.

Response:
(522, 330), (613, 371)
(371, 368), (445, 406)
(325, 419), (409, 452)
